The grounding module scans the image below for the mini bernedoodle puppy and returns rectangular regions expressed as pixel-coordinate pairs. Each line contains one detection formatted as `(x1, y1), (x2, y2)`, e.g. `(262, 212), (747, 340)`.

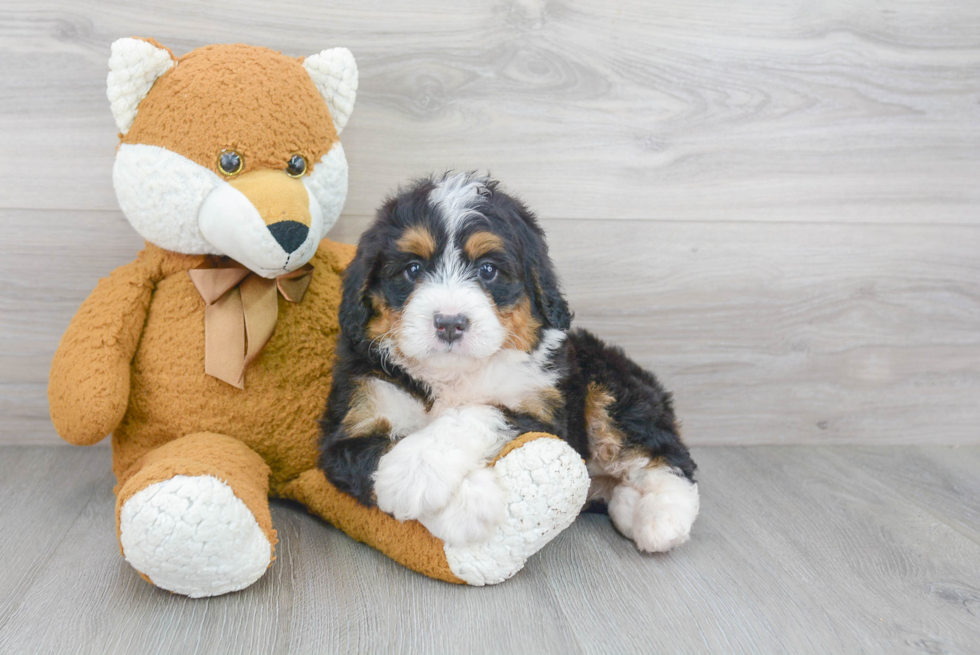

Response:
(319, 172), (699, 552)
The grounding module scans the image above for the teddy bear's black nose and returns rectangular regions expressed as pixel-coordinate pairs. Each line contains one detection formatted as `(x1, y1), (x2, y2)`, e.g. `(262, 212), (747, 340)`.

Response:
(268, 221), (309, 254)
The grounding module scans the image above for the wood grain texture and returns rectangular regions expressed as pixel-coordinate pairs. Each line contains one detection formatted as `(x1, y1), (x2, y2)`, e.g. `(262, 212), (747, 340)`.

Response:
(826, 446), (980, 546)
(2, 0), (979, 446)
(1, 445), (979, 654)
(0, 447), (112, 623)
(537, 446), (980, 654)
(6, 209), (978, 445)
(0, 0), (978, 222)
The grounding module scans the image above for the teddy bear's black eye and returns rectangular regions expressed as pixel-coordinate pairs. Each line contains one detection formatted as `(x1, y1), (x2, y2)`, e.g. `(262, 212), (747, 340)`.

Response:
(218, 150), (243, 176)
(286, 154), (307, 178)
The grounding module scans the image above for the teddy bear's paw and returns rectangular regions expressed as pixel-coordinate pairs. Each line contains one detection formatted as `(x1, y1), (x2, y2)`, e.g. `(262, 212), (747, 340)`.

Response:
(443, 436), (589, 585)
(608, 472), (699, 553)
(119, 475), (272, 597)
(419, 468), (506, 547)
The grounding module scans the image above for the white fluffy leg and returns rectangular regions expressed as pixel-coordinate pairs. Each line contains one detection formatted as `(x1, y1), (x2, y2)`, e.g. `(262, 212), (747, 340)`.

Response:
(420, 468), (506, 547)
(374, 405), (511, 521)
(374, 434), (474, 521)
(119, 475), (272, 598)
(608, 483), (641, 539)
(608, 469), (700, 553)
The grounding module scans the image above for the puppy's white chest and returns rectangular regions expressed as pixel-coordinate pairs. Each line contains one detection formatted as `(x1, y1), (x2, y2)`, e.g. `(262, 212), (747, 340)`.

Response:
(428, 349), (557, 413)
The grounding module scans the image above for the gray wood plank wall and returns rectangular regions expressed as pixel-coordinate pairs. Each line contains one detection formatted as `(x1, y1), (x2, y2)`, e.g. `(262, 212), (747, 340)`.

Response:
(2, 0), (978, 446)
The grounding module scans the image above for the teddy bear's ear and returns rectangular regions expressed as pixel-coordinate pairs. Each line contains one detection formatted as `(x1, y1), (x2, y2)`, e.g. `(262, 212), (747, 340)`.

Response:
(107, 38), (176, 135)
(303, 47), (359, 135)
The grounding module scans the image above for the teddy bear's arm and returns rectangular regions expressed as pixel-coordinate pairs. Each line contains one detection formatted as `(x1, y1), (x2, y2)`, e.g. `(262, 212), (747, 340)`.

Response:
(48, 258), (154, 445)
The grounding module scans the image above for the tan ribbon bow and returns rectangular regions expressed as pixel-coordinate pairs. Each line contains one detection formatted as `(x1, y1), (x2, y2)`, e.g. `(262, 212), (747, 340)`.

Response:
(188, 258), (314, 389)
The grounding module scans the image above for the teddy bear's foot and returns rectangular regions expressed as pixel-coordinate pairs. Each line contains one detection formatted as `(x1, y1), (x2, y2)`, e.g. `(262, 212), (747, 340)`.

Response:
(442, 433), (590, 586)
(115, 433), (277, 597)
(283, 432), (589, 586)
(119, 474), (273, 597)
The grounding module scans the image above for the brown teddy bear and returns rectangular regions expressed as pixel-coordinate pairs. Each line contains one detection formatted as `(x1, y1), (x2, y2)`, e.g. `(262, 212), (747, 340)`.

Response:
(47, 38), (589, 597)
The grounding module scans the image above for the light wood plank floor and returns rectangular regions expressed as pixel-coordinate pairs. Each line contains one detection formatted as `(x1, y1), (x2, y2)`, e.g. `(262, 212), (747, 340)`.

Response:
(1, 445), (977, 654)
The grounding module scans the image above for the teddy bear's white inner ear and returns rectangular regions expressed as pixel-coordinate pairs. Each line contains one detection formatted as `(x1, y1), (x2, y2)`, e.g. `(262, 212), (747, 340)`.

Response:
(107, 38), (176, 135)
(303, 47), (359, 134)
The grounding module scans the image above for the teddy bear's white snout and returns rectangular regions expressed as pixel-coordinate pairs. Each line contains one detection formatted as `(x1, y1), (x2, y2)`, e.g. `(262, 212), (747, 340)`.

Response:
(113, 143), (340, 279)
(198, 179), (323, 279)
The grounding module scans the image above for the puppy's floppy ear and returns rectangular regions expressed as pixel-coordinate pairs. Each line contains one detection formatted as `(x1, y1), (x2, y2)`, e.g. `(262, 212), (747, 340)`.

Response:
(509, 201), (572, 331)
(339, 240), (378, 350)
(531, 258), (572, 331)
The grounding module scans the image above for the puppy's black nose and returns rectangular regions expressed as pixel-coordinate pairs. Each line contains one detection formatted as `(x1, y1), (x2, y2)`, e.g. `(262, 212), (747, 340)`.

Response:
(268, 220), (309, 254)
(434, 313), (469, 344)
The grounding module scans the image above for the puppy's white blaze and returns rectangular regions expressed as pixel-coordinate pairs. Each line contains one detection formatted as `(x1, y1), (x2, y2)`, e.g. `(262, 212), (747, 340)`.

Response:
(428, 172), (488, 235)
(198, 182), (323, 278)
(429, 172), (490, 276)
(114, 143), (222, 254)
(304, 142), (348, 239)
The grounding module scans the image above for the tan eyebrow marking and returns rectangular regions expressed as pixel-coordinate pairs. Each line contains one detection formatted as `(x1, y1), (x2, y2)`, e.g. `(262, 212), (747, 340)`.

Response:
(396, 226), (436, 259)
(464, 231), (505, 260)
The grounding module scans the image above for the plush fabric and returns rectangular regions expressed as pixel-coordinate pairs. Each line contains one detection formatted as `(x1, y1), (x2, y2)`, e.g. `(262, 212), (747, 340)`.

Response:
(303, 49), (358, 134)
(48, 39), (590, 596)
(123, 43), (339, 176)
(116, 433), (275, 596)
(107, 37), (176, 135)
(106, 239), (352, 490)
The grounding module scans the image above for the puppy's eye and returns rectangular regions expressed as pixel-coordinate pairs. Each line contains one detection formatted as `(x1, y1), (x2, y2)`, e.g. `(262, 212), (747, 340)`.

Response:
(218, 150), (244, 176)
(286, 154), (307, 177)
(478, 262), (497, 282)
(404, 262), (422, 281)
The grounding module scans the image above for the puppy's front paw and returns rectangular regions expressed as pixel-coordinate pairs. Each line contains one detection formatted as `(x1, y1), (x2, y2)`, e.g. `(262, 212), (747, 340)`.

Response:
(373, 439), (470, 520)
(420, 468), (506, 547)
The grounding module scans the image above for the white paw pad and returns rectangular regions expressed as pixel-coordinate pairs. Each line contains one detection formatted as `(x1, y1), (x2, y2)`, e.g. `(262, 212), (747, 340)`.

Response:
(444, 438), (590, 586)
(119, 475), (272, 598)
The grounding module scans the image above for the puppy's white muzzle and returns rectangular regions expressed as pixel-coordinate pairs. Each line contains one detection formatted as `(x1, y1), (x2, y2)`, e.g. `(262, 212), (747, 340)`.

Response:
(397, 278), (506, 367)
